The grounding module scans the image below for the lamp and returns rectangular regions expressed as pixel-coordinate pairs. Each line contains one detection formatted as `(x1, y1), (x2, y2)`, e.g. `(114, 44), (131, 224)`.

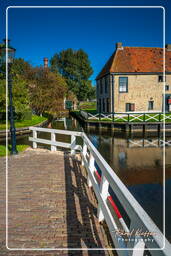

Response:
(0, 39), (18, 154)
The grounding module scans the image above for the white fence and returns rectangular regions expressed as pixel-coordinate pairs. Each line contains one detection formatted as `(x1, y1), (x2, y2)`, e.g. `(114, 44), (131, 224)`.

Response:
(29, 127), (82, 154)
(29, 127), (171, 255)
(79, 111), (171, 123)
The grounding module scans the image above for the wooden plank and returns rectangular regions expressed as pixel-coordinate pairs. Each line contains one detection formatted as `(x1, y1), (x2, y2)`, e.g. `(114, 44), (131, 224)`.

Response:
(29, 136), (82, 151)
(33, 130), (37, 149)
(29, 127), (82, 136)
(29, 137), (71, 148)
(97, 174), (109, 222)
(71, 135), (76, 155)
(51, 132), (57, 151)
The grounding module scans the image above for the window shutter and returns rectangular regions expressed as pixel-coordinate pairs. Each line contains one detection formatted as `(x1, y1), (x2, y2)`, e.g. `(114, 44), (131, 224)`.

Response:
(131, 104), (135, 111)
(126, 103), (130, 111)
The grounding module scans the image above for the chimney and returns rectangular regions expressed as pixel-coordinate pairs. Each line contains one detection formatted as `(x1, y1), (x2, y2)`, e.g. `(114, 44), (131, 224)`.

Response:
(43, 57), (48, 68)
(166, 44), (171, 51)
(116, 42), (123, 50)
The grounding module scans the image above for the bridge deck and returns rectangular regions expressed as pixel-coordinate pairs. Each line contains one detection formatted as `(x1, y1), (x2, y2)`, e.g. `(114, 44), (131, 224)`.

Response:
(0, 148), (113, 256)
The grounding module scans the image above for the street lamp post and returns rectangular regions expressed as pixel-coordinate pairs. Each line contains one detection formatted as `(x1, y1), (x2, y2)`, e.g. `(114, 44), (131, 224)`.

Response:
(0, 39), (18, 154)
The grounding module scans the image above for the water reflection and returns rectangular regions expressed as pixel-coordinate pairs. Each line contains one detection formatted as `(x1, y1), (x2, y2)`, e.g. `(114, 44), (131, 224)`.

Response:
(87, 130), (171, 185)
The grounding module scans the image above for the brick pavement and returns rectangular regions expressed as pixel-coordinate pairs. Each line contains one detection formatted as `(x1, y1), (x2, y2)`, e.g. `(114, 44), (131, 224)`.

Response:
(0, 148), (115, 256)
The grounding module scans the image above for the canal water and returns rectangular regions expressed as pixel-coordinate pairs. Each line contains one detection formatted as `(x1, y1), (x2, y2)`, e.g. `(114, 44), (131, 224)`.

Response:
(3, 116), (171, 242)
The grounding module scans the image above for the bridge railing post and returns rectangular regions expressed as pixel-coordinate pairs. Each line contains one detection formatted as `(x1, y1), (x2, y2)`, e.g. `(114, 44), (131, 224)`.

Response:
(51, 132), (57, 151)
(87, 152), (95, 187)
(97, 174), (109, 222)
(127, 219), (145, 256)
(33, 130), (37, 149)
(159, 113), (161, 122)
(143, 113), (146, 122)
(71, 135), (76, 155)
(82, 141), (87, 166)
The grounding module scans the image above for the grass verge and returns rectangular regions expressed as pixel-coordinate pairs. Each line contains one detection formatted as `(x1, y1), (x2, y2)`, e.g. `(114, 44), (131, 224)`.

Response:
(0, 144), (29, 157)
(79, 101), (96, 111)
(0, 115), (47, 130)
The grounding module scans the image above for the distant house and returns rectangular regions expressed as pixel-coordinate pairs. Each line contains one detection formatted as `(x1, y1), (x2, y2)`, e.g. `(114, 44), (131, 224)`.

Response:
(96, 42), (171, 113)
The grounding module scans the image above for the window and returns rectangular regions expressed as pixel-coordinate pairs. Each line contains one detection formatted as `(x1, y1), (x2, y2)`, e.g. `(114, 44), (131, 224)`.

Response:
(106, 98), (110, 112)
(148, 101), (154, 110)
(165, 85), (169, 91)
(105, 76), (108, 93)
(99, 99), (101, 112)
(100, 79), (103, 94)
(126, 103), (135, 112)
(103, 98), (105, 112)
(158, 75), (166, 82)
(119, 77), (128, 92)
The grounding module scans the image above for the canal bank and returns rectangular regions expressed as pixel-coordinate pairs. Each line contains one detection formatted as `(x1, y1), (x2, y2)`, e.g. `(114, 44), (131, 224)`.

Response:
(71, 110), (171, 133)
(0, 119), (49, 138)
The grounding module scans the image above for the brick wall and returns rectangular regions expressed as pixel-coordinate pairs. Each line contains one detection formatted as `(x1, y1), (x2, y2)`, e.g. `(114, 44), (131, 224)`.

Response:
(96, 74), (171, 113)
(114, 74), (171, 112)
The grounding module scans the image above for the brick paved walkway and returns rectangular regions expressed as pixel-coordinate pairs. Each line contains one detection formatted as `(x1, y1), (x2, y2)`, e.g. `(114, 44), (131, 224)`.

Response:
(0, 148), (113, 256)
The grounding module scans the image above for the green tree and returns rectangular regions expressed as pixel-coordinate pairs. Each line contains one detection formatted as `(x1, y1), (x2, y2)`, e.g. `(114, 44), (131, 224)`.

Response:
(11, 59), (31, 113)
(0, 74), (6, 113)
(11, 58), (32, 79)
(87, 84), (96, 100)
(0, 58), (31, 117)
(50, 49), (94, 101)
(29, 67), (67, 116)
(12, 76), (30, 113)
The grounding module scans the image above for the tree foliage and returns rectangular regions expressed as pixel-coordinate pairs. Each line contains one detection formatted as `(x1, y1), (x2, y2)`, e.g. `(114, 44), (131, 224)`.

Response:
(0, 74), (6, 113)
(11, 59), (31, 113)
(0, 58), (31, 115)
(50, 49), (94, 101)
(0, 57), (67, 119)
(29, 67), (67, 116)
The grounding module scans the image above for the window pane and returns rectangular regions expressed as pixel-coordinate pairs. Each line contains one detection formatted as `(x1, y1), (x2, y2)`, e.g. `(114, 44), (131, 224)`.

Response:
(165, 85), (169, 91)
(119, 77), (128, 92)
(120, 77), (127, 83)
(148, 101), (154, 110)
(126, 103), (130, 111)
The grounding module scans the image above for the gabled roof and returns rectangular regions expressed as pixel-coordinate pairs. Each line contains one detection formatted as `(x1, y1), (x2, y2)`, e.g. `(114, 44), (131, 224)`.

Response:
(96, 46), (171, 80)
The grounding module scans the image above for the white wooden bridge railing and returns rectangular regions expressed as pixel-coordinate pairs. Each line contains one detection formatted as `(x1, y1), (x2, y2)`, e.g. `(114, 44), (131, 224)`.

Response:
(29, 127), (171, 256)
(29, 126), (82, 154)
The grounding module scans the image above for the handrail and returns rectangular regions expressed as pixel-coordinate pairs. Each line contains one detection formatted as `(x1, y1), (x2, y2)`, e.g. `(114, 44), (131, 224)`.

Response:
(29, 127), (82, 154)
(29, 127), (171, 255)
(29, 126), (82, 136)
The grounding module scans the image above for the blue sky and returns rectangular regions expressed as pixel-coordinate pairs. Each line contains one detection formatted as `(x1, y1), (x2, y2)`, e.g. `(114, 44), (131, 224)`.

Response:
(0, 0), (170, 84)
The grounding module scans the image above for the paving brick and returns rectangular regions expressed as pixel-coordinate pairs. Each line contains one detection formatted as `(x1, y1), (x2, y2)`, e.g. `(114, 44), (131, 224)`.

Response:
(0, 149), (116, 256)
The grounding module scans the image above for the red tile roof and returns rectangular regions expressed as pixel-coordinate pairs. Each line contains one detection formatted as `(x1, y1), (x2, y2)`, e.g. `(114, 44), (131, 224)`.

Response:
(96, 47), (171, 79)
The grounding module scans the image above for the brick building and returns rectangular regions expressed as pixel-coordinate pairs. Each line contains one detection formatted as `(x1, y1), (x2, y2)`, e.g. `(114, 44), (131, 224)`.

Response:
(96, 43), (171, 113)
